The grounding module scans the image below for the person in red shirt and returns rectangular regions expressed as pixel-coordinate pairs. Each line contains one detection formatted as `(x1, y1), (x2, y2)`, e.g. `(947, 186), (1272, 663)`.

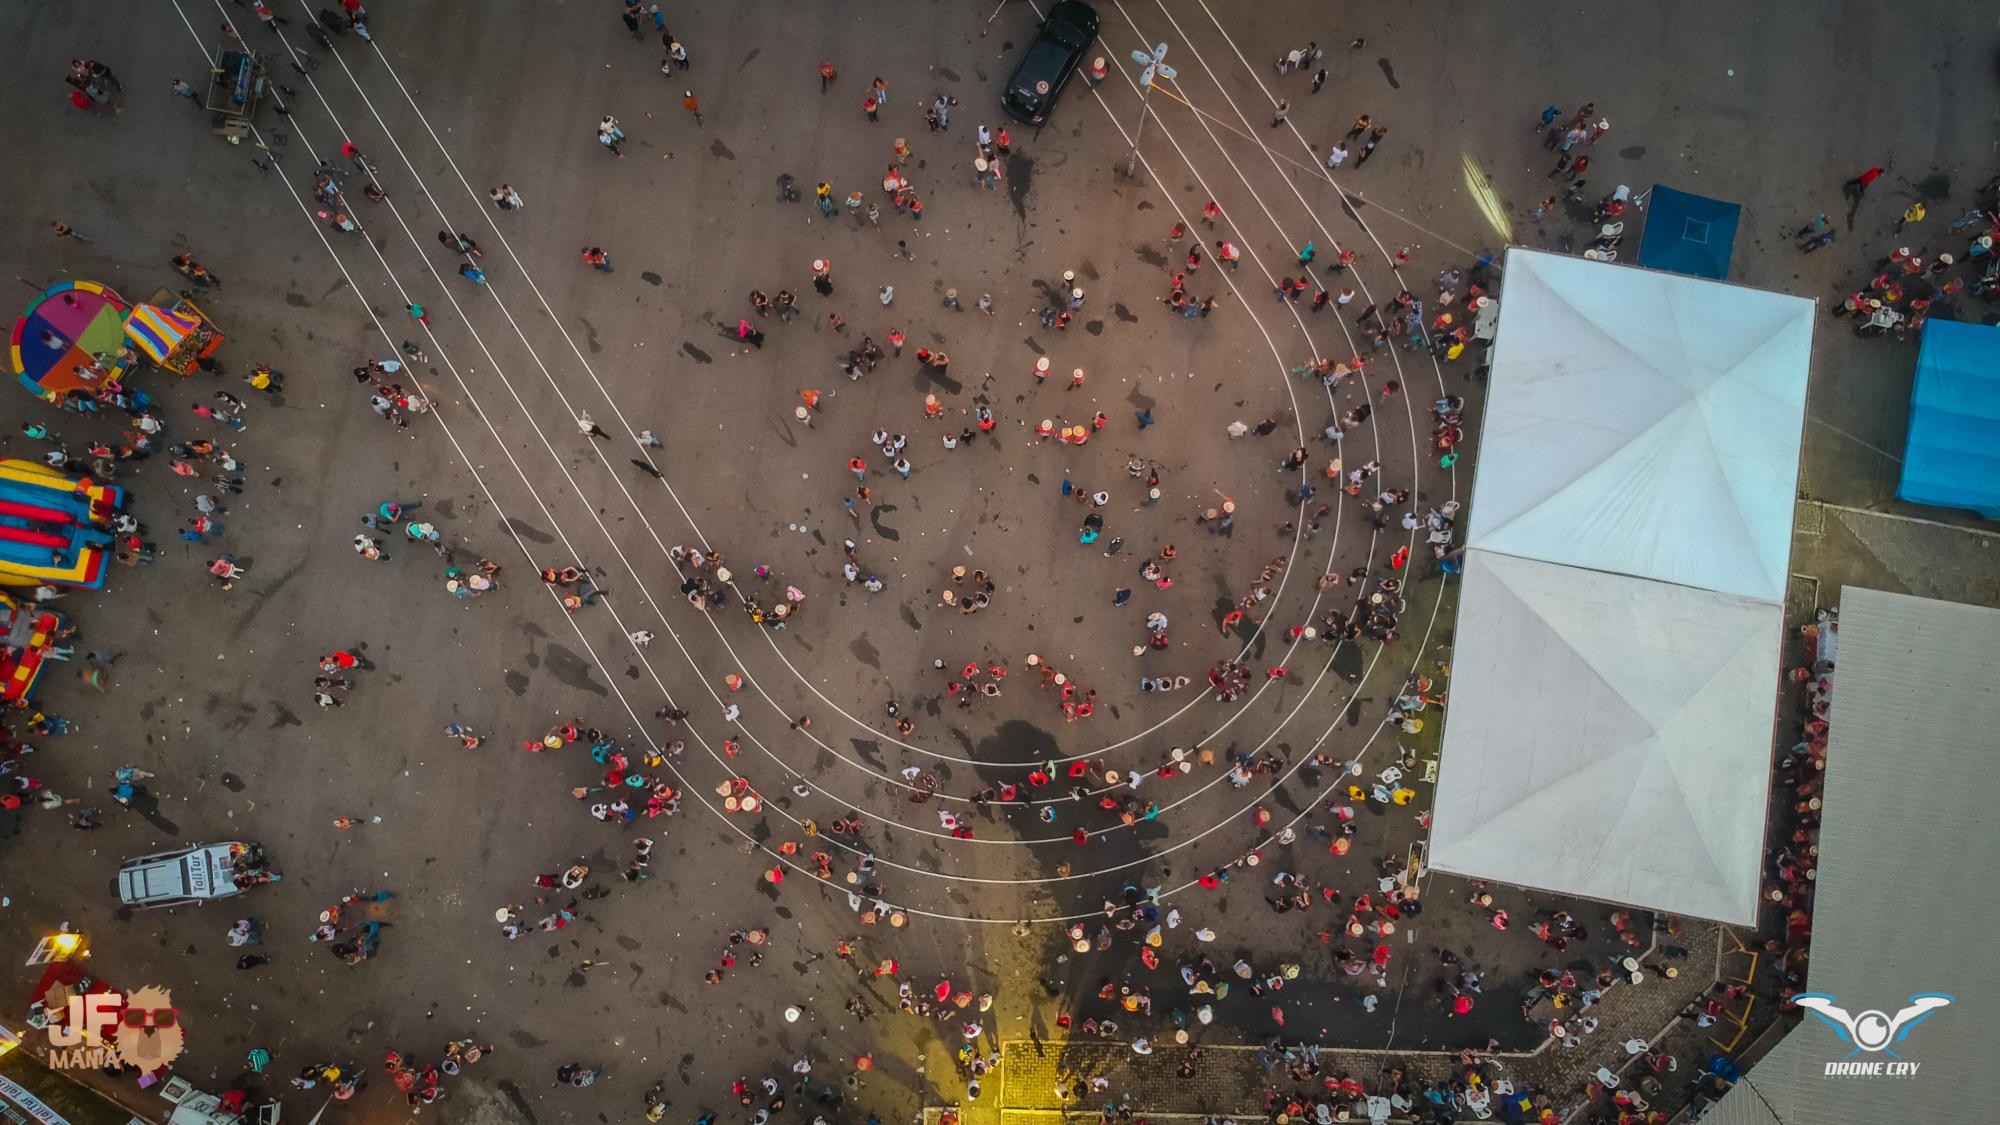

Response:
(1844, 166), (1884, 198)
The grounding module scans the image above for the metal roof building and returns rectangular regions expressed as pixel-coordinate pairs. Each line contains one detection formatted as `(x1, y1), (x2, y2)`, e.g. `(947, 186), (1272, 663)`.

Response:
(1707, 587), (2000, 1123)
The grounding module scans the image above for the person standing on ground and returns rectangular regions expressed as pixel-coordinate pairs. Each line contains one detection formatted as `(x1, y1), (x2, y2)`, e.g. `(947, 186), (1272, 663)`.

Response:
(1844, 166), (1884, 198)
(1356, 125), (1387, 166)
(440, 231), (483, 258)
(554, 1063), (603, 1089)
(50, 222), (90, 242)
(170, 78), (203, 105)
(1269, 99), (1289, 128)
(682, 90), (702, 126)
(1345, 113), (1371, 141)
(1311, 67), (1327, 93)
(81, 59), (123, 92)
(620, 1), (641, 38)
(582, 247), (614, 272)
(578, 414), (612, 440)
(819, 61), (837, 91)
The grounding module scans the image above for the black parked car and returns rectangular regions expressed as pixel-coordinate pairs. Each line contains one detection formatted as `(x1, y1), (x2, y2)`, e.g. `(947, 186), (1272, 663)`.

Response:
(1000, 0), (1100, 125)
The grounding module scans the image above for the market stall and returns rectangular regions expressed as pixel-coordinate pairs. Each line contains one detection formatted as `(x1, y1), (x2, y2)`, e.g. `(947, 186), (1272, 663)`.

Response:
(125, 295), (223, 377)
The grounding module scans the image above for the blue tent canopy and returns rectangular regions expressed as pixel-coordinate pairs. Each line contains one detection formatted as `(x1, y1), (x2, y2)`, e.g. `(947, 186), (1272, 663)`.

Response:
(1637, 185), (1741, 279)
(1898, 318), (2000, 519)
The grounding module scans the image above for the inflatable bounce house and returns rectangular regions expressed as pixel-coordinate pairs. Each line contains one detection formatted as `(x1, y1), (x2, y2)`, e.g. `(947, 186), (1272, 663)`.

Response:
(0, 459), (122, 590)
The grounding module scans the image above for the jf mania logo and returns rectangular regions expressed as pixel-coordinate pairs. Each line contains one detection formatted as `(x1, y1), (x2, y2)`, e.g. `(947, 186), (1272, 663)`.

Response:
(1795, 993), (1952, 1076)
(45, 986), (186, 1071)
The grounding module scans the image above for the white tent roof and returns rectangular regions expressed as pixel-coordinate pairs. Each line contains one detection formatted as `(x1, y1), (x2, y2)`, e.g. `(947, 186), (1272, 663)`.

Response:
(1427, 552), (1778, 924)
(1464, 249), (1814, 603)
(1431, 250), (1812, 925)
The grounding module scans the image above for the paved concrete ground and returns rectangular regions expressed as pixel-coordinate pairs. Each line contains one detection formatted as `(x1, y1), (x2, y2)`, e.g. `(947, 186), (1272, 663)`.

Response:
(1, 2), (1995, 1125)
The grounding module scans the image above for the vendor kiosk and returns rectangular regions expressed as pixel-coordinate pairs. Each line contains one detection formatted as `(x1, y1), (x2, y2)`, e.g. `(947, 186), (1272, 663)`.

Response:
(125, 296), (223, 377)
(202, 46), (266, 142)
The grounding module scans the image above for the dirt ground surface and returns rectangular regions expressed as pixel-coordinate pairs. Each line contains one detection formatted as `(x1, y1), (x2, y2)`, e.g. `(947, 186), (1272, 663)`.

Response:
(1, 2), (1994, 1125)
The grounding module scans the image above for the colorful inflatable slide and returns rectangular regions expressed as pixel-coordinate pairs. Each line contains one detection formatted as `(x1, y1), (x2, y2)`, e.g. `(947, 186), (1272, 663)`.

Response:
(0, 459), (122, 589)
(0, 590), (63, 704)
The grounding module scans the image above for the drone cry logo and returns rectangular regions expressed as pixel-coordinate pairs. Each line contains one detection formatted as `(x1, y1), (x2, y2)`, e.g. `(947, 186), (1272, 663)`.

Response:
(1796, 992), (1952, 1076)
(45, 986), (186, 1071)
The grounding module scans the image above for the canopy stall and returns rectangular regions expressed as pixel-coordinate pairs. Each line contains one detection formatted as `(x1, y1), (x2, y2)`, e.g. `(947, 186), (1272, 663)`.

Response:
(1636, 185), (1742, 280)
(1896, 318), (2000, 519)
(1428, 249), (1814, 925)
(123, 304), (202, 367)
(128, 293), (224, 376)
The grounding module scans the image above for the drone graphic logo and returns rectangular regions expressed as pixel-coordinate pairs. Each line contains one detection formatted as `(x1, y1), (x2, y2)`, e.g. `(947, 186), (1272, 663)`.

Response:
(1795, 993), (1953, 1061)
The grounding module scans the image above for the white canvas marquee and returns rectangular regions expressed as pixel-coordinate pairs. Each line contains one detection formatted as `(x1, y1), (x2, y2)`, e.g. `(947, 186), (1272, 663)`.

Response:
(1428, 249), (1814, 926)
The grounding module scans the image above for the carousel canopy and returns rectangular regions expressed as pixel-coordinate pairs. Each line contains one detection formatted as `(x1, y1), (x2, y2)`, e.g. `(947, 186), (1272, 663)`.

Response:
(8, 280), (129, 398)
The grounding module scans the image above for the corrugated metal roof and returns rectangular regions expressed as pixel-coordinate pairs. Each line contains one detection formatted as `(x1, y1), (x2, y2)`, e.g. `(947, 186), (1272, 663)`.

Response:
(1709, 587), (2000, 1123)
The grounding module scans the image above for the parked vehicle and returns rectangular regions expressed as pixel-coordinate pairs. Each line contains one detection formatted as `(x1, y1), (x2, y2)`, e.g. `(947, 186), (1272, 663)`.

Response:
(117, 842), (277, 908)
(1001, 0), (1099, 124)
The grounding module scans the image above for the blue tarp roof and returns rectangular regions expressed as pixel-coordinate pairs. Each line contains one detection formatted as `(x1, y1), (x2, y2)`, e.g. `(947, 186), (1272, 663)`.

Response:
(1637, 185), (1741, 280)
(1898, 318), (2000, 519)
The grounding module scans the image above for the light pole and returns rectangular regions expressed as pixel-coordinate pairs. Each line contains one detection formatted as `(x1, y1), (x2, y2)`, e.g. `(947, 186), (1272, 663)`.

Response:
(1125, 43), (1176, 180)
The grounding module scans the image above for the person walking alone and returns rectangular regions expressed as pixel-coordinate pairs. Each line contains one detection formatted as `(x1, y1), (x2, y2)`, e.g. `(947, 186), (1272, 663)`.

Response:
(1356, 125), (1387, 166)
(682, 90), (702, 127)
(1843, 166), (1884, 199)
